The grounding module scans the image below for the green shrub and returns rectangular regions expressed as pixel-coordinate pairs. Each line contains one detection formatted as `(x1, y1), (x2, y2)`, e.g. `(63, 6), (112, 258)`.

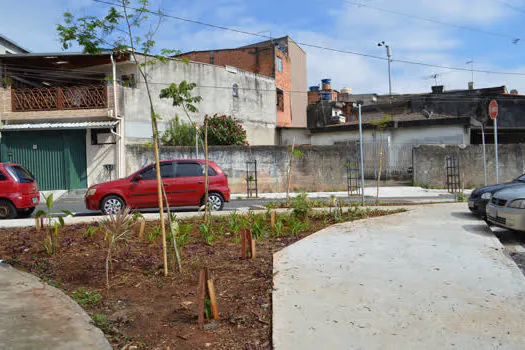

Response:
(72, 287), (102, 307)
(291, 193), (312, 218)
(207, 114), (248, 146)
(161, 116), (196, 146)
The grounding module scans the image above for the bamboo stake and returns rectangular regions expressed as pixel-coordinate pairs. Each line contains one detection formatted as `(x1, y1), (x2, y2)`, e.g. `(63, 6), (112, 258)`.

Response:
(35, 217), (41, 232)
(204, 116), (210, 224)
(138, 218), (146, 241)
(270, 211), (276, 228)
(241, 229), (247, 260)
(207, 279), (219, 319)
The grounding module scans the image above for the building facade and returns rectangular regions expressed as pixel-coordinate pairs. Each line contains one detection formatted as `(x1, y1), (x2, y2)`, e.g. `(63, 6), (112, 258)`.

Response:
(0, 51), (277, 191)
(178, 36), (307, 128)
(0, 34), (29, 55)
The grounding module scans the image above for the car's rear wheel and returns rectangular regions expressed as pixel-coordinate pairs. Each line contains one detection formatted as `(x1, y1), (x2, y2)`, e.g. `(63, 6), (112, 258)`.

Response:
(0, 200), (17, 219)
(17, 207), (35, 218)
(101, 195), (125, 215)
(205, 192), (224, 211)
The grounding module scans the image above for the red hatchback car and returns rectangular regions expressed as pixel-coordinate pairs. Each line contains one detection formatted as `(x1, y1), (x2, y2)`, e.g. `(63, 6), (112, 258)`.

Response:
(85, 160), (231, 215)
(0, 163), (40, 219)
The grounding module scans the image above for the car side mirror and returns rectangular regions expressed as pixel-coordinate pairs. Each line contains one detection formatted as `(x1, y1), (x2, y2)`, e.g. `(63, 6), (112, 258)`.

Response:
(132, 174), (142, 182)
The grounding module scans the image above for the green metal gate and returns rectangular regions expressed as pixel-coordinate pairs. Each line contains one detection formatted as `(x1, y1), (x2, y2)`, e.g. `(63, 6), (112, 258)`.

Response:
(0, 130), (87, 190)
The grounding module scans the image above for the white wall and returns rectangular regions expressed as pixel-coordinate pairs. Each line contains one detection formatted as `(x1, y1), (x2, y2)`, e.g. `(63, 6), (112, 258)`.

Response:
(86, 129), (117, 186)
(279, 128), (311, 145)
(310, 124), (468, 145)
(122, 57), (278, 145)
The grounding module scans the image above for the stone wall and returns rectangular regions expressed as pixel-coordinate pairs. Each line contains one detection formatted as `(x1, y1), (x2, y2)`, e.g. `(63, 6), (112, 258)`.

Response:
(413, 144), (525, 189)
(126, 144), (353, 193)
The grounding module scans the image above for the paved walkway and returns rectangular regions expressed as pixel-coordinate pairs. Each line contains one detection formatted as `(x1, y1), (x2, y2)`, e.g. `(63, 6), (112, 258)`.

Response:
(273, 203), (525, 349)
(0, 265), (111, 350)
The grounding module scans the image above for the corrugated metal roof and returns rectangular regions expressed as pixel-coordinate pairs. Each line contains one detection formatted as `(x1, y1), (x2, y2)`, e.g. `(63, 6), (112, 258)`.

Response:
(1, 121), (118, 131)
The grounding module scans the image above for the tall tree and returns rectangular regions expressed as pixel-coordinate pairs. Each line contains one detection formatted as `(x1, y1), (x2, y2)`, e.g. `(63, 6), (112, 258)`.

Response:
(57, 0), (198, 276)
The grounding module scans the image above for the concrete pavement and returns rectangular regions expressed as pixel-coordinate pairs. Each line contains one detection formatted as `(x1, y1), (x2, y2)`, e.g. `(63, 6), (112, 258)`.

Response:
(273, 203), (525, 349)
(0, 265), (111, 350)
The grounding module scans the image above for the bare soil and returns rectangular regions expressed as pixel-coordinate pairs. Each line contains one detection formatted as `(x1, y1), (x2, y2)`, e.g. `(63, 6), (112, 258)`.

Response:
(0, 208), (403, 349)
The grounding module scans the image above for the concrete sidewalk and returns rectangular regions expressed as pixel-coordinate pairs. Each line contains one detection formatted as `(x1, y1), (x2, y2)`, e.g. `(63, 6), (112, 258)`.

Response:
(273, 203), (525, 349)
(0, 265), (111, 350)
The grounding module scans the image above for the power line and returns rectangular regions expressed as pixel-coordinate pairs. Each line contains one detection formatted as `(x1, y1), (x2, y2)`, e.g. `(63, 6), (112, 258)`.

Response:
(340, 0), (520, 41)
(87, 0), (525, 77)
(491, 0), (525, 15)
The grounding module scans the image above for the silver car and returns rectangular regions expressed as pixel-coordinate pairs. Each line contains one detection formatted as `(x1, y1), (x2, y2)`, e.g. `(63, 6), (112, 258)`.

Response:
(487, 186), (525, 231)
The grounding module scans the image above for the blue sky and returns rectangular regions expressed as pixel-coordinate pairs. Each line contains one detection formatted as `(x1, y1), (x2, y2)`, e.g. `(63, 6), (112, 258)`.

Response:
(3, 0), (525, 94)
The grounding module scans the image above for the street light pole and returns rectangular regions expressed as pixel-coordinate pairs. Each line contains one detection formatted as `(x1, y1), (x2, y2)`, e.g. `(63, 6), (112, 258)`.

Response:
(378, 41), (392, 96)
(358, 103), (365, 205)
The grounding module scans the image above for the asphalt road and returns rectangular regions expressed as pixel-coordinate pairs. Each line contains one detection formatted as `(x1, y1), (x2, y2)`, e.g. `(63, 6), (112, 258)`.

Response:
(34, 195), (457, 217)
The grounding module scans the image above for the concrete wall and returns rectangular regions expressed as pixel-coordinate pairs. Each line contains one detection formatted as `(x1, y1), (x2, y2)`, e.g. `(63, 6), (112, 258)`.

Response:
(413, 144), (525, 189)
(279, 128), (311, 145)
(309, 124), (468, 145)
(122, 57), (277, 145)
(125, 144), (356, 193)
(85, 129), (117, 186)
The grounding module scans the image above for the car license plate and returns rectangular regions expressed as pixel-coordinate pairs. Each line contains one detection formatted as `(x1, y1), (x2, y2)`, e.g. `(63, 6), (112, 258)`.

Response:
(468, 200), (474, 208)
(32, 197), (38, 204)
(488, 206), (497, 218)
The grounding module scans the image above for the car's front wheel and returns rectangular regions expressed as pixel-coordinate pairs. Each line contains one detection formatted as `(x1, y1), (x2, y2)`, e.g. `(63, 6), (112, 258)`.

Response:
(101, 195), (126, 215)
(0, 199), (17, 219)
(206, 192), (225, 211)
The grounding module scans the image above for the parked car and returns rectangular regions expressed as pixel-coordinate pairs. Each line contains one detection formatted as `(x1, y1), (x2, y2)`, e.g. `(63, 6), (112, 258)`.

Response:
(0, 163), (39, 219)
(468, 174), (525, 217)
(486, 186), (525, 232)
(85, 160), (230, 215)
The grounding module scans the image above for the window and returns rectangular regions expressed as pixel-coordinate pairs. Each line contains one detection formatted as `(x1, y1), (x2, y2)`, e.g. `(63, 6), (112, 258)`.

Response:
(176, 163), (204, 177)
(232, 83), (239, 98)
(210, 51), (215, 65)
(140, 162), (175, 180)
(277, 57), (283, 72)
(5, 165), (34, 183)
(201, 164), (217, 176)
(277, 89), (284, 112)
(0, 171), (7, 181)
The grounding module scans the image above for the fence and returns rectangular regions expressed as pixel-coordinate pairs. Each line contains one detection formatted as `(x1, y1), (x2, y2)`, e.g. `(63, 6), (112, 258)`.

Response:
(11, 85), (108, 112)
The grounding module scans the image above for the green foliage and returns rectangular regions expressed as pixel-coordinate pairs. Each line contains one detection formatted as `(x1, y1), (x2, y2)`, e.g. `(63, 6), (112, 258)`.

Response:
(85, 226), (100, 239)
(160, 116), (197, 146)
(199, 223), (216, 245)
(91, 313), (109, 331)
(72, 287), (102, 307)
(457, 192), (467, 202)
(36, 194), (72, 255)
(146, 226), (162, 243)
(159, 80), (203, 113)
(371, 115), (393, 129)
(206, 115), (248, 146)
(291, 193), (312, 218)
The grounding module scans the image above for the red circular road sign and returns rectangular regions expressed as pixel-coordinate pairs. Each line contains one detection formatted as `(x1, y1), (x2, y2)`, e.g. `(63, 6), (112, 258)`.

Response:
(489, 100), (499, 120)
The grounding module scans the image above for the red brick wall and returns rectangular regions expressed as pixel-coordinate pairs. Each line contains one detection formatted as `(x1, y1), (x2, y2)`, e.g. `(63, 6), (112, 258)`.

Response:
(308, 91), (320, 105)
(178, 48), (274, 77)
(275, 50), (292, 127)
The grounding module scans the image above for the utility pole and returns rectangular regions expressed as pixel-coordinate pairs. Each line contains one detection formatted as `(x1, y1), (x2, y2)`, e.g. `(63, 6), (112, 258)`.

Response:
(358, 103), (365, 205)
(378, 41), (392, 96)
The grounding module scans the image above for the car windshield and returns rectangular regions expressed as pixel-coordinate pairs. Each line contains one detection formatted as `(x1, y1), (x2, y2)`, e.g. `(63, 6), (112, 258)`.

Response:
(516, 174), (525, 182)
(6, 165), (35, 183)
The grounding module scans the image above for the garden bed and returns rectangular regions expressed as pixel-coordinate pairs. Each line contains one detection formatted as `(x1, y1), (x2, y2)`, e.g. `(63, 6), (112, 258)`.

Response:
(0, 207), (405, 349)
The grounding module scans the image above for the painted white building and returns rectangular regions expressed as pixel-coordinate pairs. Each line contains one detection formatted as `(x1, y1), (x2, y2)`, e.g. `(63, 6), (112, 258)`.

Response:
(0, 34), (29, 55)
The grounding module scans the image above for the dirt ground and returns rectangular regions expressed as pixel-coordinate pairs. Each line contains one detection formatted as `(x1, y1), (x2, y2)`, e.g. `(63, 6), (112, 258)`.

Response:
(0, 209), (402, 349)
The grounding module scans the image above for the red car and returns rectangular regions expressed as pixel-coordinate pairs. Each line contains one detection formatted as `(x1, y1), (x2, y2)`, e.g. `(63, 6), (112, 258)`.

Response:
(85, 160), (231, 215)
(0, 163), (40, 219)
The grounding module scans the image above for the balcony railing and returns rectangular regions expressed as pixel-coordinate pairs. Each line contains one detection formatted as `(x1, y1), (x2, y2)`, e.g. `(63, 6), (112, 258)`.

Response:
(11, 85), (108, 112)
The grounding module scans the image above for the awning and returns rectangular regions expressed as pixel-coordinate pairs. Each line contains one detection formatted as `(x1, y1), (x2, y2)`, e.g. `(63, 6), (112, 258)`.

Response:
(1, 121), (119, 131)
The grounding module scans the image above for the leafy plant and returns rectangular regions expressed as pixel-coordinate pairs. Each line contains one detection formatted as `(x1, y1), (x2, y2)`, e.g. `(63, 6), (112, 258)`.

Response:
(199, 223), (216, 245)
(91, 313), (109, 331)
(146, 226), (162, 243)
(273, 217), (285, 237)
(160, 116), (198, 147)
(85, 226), (99, 239)
(371, 115), (393, 204)
(457, 192), (467, 202)
(101, 207), (134, 289)
(291, 193), (312, 218)
(206, 114), (248, 146)
(228, 211), (241, 234)
(35, 194), (73, 255)
(72, 287), (102, 307)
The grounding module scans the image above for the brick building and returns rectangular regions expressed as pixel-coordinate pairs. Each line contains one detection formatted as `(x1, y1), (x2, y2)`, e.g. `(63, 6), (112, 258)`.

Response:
(178, 36), (307, 128)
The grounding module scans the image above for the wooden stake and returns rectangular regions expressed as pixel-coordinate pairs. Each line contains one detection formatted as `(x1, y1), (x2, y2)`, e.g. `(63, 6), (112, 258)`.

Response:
(35, 217), (41, 232)
(250, 239), (256, 259)
(246, 230), (253, 259)
(203, 116), (210, 224)
(207, 279), (219, 319)
(138, 218), (146, 241)
(197, 269), (206, 327)
(241, 229), (247, 260)
(270, 211), (276, 228)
